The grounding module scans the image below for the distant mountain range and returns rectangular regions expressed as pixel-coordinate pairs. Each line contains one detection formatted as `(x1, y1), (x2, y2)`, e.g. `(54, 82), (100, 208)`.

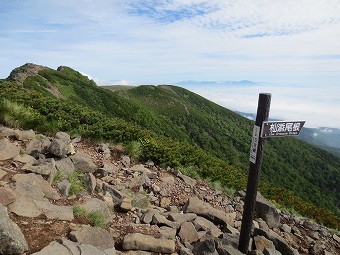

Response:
(176, 80), (260, 87)
(236, 111), (340, 157)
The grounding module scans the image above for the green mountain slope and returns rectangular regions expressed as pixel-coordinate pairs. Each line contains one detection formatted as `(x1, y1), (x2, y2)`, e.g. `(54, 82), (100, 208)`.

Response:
(1, 63), (339, 228)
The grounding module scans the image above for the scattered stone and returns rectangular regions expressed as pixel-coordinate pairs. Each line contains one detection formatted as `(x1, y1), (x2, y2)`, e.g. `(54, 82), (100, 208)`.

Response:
(128, 173), (151, 191)
(193, 216), (223, 238)
(0, 138), (21, 160)
(84, 172), (96, 193)
(192, 238), (216, 255)
(152, 212), (179, 229)
(0, 205), (28, 255)
(14, 129), (35, 141)
(13, 154), (36, 164)
(178, 173), (197, 187)
(120, 197), (133, 212)
(159, 226), (177, 240)
(81, 197), (112, 223)
(0, 168), (7, 180)
(253, 235), (275, 252)
(255, 192), (280, 228)
(168, 212), (197, 223)
(0, 187), (16, 206)
(142, 209), (159, 224)
(263, 248), (282, 255)
(70, 152), (97, 173)
(121, 156), (131, 168)
(303, 219), (320, 231)
(160, 197), (171, 208)
(57, 179), (71, 197)
(184, 197), (235, 227)
(280, 224), (291, 233)
(122, 233), (175, 253)
(178, 222), (200, 244)
(25, 136), (51, 155)
(22, 158), (57, 184)
(55, 157), (75, 179)
(69, 225), (115, 250)
(254, 228), (299, 255)
(332, 234), (340, 244)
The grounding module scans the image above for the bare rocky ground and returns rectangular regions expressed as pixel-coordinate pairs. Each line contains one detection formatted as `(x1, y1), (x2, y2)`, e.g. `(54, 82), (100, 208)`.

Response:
(0, 125), (339, 255)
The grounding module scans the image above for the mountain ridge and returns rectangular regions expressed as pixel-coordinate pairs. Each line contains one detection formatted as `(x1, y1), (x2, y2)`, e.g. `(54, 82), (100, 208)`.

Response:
(1, 63), (339, 229)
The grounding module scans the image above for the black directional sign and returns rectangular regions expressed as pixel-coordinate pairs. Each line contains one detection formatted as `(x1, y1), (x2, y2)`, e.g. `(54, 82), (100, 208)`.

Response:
(261, 121), (305, 138)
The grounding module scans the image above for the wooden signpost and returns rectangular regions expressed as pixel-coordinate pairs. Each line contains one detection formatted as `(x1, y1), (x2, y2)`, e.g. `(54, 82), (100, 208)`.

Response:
(238, 93), (305, 253)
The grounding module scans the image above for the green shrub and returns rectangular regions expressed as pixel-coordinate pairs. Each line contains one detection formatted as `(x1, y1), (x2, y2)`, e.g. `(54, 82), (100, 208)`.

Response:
(87, 211), (106, 228)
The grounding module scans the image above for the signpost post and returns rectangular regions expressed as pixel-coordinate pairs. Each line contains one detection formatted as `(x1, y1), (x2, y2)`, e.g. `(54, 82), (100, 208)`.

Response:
(238, 93), (305, 253)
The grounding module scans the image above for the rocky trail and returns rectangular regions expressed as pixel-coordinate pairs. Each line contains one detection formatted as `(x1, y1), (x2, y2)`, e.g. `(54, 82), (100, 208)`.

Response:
(0, 125), (339, 255)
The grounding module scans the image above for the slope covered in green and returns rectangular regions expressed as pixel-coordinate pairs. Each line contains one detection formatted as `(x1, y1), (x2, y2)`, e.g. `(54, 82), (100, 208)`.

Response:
(0, 63), (339, 228)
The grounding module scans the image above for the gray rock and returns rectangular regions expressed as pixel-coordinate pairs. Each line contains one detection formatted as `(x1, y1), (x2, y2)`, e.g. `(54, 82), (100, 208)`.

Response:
(84, 172), (96, 193)
(55, 157), (75, 179)
(152, 212), (180, 229)
(254, 228), (299, 255)
(13, 173), (60, 200)
(178, 173), (197, 186)
(142, 209), (159, 224)
(81, 197), (112, 223)
(0, 187), (16, 206)
(132, 192), (150, 209)
(0, 138), (21, 160)
(34, 200), (74, 221)
(255, 192), (280, 228)
(0, 205), (28, 255)
(309, 240), (325, 255)
(70, 152), (97, 173)
(263, 248), (282, 255)
(192, 238), (216, 255)
(69, 225), (115, 250)
(159, 226), (177, 240)
(303, 219), (320, 231)
(14, 129), (35, 140)
(22, 158), (57, 184)
(31, 240), (71, 255)
(178, 222), (200, 244)
(57, 179), (71, 197)
(280, 224), (291, 233)
(184, 196), (235, 227)
(0, 126), (16, 137)
(121, 155), (131, 168)
(128, 173), (151, 191)
(0, 169), (8, 180)
(122, 233), (175, 253)
(193, 216), (223, 238)
(119, 197), (133, 212)
(168, 212), (197, 223)
(103, 183), (127, 204)
(253, 235), (275, 252)
(332, 234), (340, 244)
(215, 233), (240, 250)
(216, 244), (244, 255)
(13, 154), (36, 164)
(25, 136), (51, 155)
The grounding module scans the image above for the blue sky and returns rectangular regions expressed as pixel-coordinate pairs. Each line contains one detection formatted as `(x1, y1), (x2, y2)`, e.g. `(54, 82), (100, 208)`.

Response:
(1, 0), (340, 128)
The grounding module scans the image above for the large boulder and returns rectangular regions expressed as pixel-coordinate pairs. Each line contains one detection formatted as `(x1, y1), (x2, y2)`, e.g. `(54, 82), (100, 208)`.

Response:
(254, 228), (299, 255)
(0, 138), (21, 160)
(184, 197), (235, 227)
(122, 233), (175, 253)
(0, 205), (28, 255)
(70, 152), (97, 173)
(69, 225), (115, 250)
(255, 192), (280, 228)
(48, 132), (74, 158)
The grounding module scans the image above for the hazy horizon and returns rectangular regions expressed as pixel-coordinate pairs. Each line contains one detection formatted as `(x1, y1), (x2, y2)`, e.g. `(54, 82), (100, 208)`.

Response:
(1, 0), (339, 128)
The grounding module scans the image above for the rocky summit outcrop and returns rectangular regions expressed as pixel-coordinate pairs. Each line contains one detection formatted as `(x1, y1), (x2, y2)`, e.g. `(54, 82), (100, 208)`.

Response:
(7, 63), (48, 84)
(0, 125), (339, 255)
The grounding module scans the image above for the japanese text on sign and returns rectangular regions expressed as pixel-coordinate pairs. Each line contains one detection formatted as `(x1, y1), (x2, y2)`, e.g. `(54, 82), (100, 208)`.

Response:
(261, 121), (305, 138)
(249, 125), (260, 163)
